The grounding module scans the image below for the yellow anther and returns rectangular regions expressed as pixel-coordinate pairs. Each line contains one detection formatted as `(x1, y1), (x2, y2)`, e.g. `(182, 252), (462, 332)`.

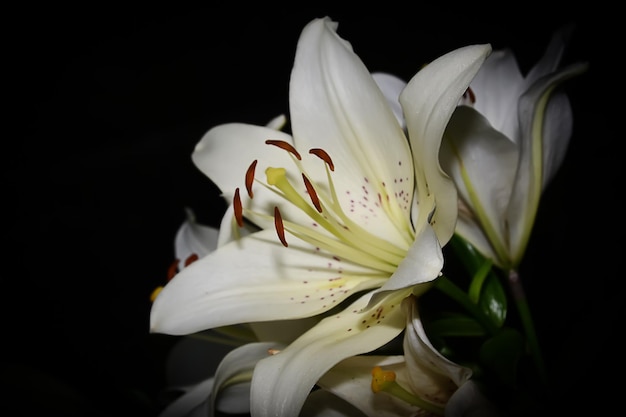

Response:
(150, 286), (163, 302)
(370, 366), (445, 415)
(371, 366), (397, 393)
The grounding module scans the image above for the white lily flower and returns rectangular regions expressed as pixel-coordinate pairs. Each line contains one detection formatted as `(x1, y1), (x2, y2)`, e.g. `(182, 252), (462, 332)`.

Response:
(440, 25), (588, 269)
(314, 295), (474, 417)
(158, 340), (283, 417)
(151, 16), (490, 417)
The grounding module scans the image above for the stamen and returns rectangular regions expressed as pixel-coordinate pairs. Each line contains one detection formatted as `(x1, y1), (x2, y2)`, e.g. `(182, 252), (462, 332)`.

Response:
(370, 366), (445, 415)
(464, 86), (476, 104)
(167, 259), (179, 281)
(266, 139), (301, 160)
(233, 188), (244, 227)
(274, 206), (288, 247)
(309, 148), (334, 171)
(302, 174), (322, 213)
(371, 366), (396, 393)
(184, 253), (199, 267)
(245, 160), (258, 198)
(150, 286), (163, 302)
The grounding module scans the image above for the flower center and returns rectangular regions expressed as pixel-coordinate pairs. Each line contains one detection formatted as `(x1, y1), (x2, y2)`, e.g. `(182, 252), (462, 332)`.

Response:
(233, 140), (410, 274)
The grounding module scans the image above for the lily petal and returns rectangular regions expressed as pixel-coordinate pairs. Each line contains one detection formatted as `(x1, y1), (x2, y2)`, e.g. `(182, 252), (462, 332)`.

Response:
(369, 224), (442, 306)
(192, 122), (294, 205)
(400, 43), (492, 245)
(175, 207), (219, 269)
(441, 105), (518, 265)
(444, 380), (501, 417)
(289, 17), (415, 245)
(210, 342), (283, 416)
(215, 202), (254, 248)
(250, 290), (407, 417)
(150, 229), (387, 335)
(508, 61), (589, 265)
(465, 49), (525, 141)
(402, 296), (472, 403)
(301, 389), (368, 417)
(317, 355), (418, 417)
(372, 72), (407, 129)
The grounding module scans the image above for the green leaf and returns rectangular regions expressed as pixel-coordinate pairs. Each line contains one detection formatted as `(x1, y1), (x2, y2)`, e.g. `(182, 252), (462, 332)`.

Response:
(468, 258), (492, 303)
(427, 316), (486, 337)
(479, 273), (507, 328)
(479, 328), (524, 386)
(450, 234), (507, 328)
(449, 234), (486, 272)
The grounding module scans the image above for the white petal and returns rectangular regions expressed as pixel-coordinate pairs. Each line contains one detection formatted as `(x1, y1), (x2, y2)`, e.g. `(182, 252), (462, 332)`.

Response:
(250, 290), (407, 417)
(289, 17), (415, 245)
(444, 380), (501, 417)
(210, 342), (283, 416)
(440, 105), (518, 265)
(216, 203), (255, 248)
(523, 24), (573, 89)
(175, 207), (219, 269)
(265, 114), (288, 130)
(468, 49), (525, 141)
(453, 216), (499, 269)
(318, 355), (419, 417)
(401, 43), (491, 245)
(300, 390), (368, 417)
(508, 62), (588, 265)
(150, 229), (387, 335)
(372, 224), (442, 300)
(402, 296), (472, 404)
(192, 123), (294, 203)
(372, 72), (407, 129)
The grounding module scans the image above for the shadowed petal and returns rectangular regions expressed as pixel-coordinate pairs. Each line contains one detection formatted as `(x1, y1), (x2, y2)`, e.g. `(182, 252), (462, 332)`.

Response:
(400, 43), (492, 245)
(151, 229), (387, 335)
(250, 290), (407, 417)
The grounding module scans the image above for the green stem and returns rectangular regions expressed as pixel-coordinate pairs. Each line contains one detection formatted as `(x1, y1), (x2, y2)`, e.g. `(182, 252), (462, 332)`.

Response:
(434, 275), (499, 336)
(508, 269), (547, 386)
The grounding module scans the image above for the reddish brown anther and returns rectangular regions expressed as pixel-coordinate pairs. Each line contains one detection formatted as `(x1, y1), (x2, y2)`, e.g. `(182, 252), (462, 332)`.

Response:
(464, 86), (476, 104)
(234, 188), (244, 227)
(167, 259), (179, 281)
(274, 206), (288, 247)
(266, 139), (302, 160)
(246, 160), (258, 198)
(184, 253), (199, 267)
(309, 148), (334, 171)
(302, 174), (322, 213)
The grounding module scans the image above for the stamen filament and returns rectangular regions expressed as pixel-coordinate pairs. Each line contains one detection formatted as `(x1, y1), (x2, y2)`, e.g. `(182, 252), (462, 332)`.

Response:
(281, 218), (397, 273)
(371, 366), (444, 415)
(264, 168), (405, 266)
(319, 162), (410, 256)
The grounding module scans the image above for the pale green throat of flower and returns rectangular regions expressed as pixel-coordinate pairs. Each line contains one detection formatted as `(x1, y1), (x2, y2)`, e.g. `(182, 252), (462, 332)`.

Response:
(233, 139), (414, 275)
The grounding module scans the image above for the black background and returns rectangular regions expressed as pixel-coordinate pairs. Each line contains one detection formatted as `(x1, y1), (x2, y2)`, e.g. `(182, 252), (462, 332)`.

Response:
(4, 5), (620, 417)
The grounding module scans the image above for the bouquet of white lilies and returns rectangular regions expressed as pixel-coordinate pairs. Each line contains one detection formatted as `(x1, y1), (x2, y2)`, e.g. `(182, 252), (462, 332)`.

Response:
(149, 16), (588, 417)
